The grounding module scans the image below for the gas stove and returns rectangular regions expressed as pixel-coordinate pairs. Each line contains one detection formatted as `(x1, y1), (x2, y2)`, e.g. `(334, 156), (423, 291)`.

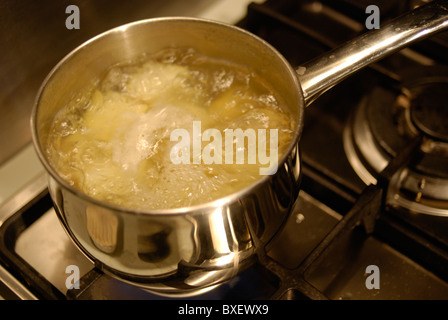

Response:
(0, 0), (447, 300)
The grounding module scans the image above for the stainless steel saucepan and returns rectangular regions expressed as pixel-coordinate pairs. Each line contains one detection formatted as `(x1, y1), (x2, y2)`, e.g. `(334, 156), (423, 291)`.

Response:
(31, 1), (448, 296)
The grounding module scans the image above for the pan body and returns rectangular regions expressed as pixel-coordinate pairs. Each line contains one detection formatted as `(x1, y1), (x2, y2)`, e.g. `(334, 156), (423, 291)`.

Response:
(31, 17), (304, 296)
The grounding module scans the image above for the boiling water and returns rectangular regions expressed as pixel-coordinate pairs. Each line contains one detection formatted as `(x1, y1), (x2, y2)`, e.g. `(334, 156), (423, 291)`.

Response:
(46, 48), (295, 210)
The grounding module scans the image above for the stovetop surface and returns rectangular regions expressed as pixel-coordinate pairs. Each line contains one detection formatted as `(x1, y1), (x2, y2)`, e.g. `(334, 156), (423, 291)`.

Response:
(2, 180), (448, 300)
(2, 178), (448, 300)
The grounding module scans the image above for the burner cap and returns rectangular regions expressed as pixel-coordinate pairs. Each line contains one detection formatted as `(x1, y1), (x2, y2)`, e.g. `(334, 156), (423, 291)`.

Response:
(410, 82), (448, 142)
(343, 66), (448, 217)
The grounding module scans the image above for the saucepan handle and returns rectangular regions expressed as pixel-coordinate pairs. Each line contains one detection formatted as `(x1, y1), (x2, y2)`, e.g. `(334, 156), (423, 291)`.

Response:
(297, 0), (448, 106)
